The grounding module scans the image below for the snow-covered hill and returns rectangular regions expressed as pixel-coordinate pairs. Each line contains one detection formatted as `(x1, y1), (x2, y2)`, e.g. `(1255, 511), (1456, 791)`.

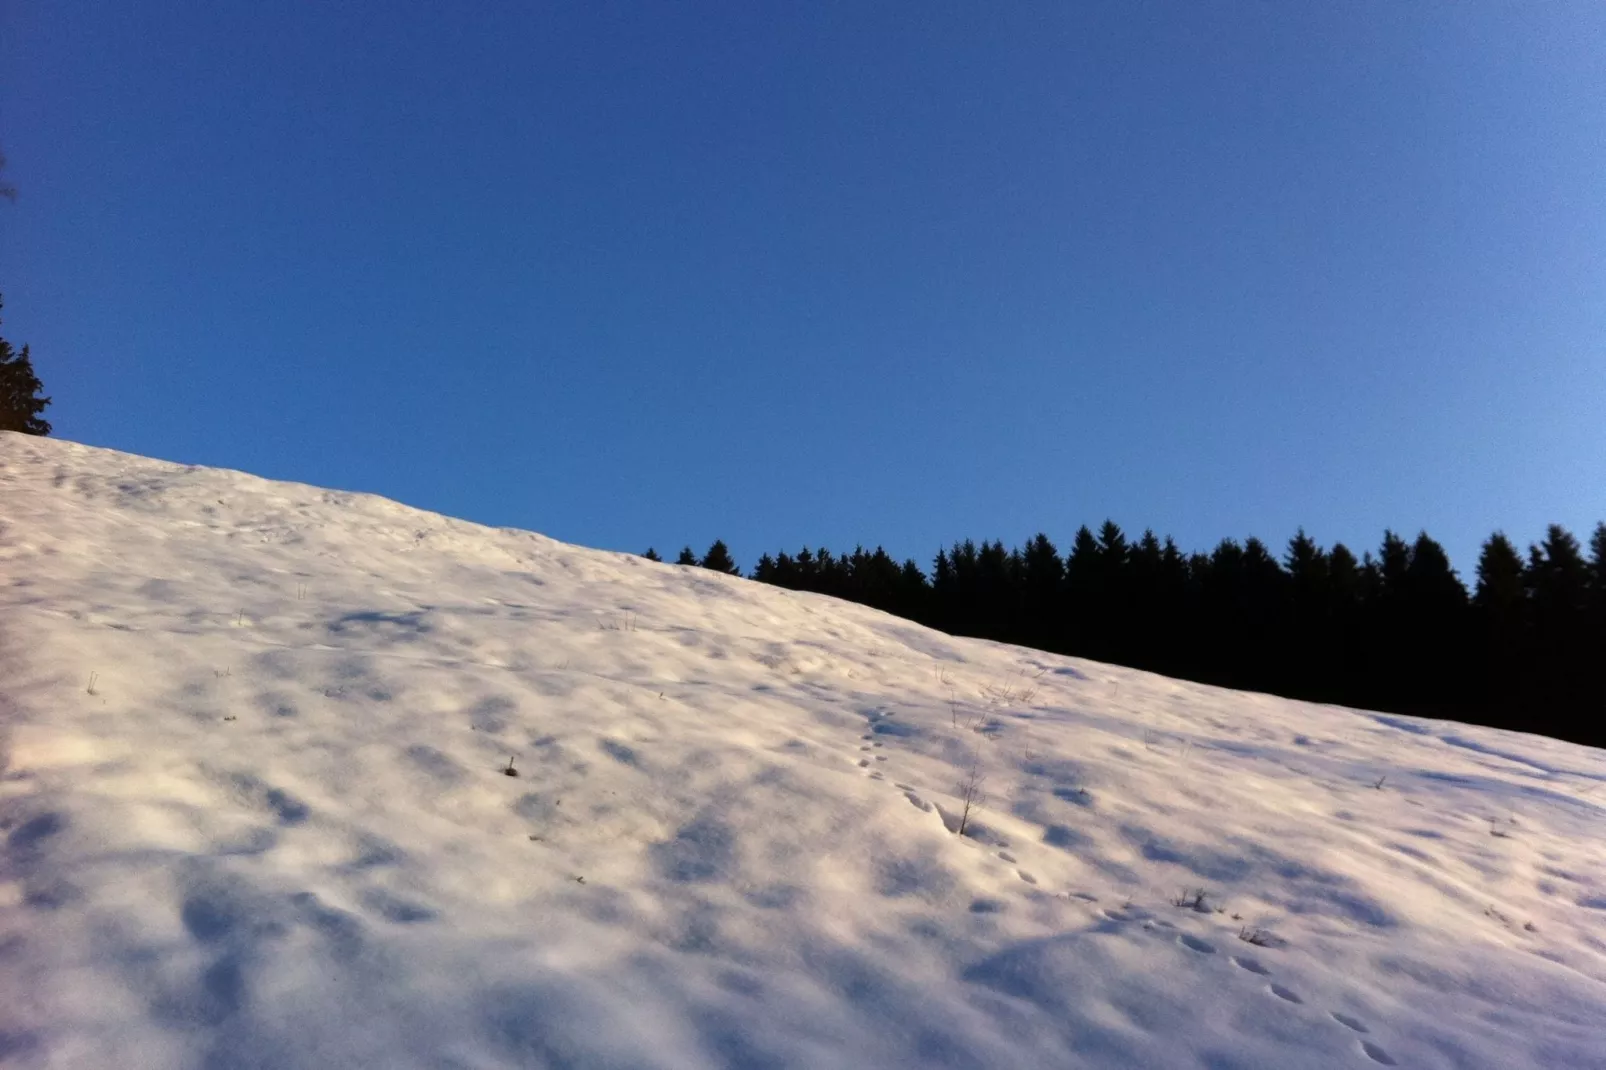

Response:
(2, 433), (1604, 1069)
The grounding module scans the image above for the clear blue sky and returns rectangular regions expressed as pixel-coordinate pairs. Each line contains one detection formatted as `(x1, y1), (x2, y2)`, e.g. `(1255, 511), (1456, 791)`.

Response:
(3, 2), (1603, 575)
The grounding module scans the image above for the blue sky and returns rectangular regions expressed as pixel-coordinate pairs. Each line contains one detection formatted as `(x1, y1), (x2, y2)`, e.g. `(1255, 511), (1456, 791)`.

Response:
(3, 2), (1603, 575)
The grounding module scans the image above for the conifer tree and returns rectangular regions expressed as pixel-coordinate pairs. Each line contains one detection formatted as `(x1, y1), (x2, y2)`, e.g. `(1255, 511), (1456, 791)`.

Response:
(0, 295), (51, 436)
(1155, 536), (1192, 674)
(1401, 532), (1467, 710)
(1021, 533), (1064, 651)
(975, 540), (1014, 640)
(1589, 523), (1606, 639)
(1064, 526), (1101, 592)
(1284, 529), (1327, 592)
(1589, 523), (1606, 718)
(1589, 523), (1606, 596)
(1377, 531), (1412, 601)
(771, 551), (800, 588)
(1283, 529), (1331, 694)
(699, 540), (740, 575)
(1473, 531), (1527, 714)
(795, 547), (818, 586)
(675, 546), (699, 566)
(1405, 532), (1466, 608)
(1528, 525), (1589, 613)
(1062, 526), (1103, 656)
(642, 547), (662, 562)
(1589, 523), (1606, 599)
(1524, 526), (1591, 734)
(898, 559), (929, 621)
(930, 548), (957, 632)
(1240, 537), (1289, 687)
(1473, 533), (1525, 613)
(1096, 520), (1130, 572)
(1327, 543), (1360, 608)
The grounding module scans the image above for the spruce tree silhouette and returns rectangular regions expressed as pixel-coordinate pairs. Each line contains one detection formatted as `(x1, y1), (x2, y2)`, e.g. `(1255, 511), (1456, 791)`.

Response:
(1021, 533), (1064, 653)
(699, 540), (740, 576)
(1284, 529), (1332, 696)
(1127, 530), (1162, 645)
(1403, 532), (1468, 711)
(1475, 533), (1526, 612)
(1474, 532), (1528, 717)
(1525, 526), (1591, 732)
(931, 547), (957, 633)
(1063, 526), (1103, 657)
(976, 540), (1014, 641)
(1240, 537), (1289, 689)
(1589, 524), (1606, 626)
(0, 295), (51, 436)
(642, 548), (662, 562)
(675, 547), (699, 566)
(1155, 536), (1191, 676)
(1589, 524), (1606, 716)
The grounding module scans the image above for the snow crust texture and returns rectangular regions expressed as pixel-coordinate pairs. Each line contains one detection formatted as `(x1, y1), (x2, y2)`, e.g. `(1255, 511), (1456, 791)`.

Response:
(2, 432), (1605, 1069)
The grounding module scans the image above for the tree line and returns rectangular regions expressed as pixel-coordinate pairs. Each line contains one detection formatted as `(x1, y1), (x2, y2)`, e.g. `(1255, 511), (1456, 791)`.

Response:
(651, 522), (1606, 748)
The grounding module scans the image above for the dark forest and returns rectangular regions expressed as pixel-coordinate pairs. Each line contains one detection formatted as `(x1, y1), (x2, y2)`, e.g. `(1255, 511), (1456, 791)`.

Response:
(657, 523), (1606, 748)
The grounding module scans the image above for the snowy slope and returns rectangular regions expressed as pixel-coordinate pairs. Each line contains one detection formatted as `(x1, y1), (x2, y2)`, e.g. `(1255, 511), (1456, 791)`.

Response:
(2, 433), (1604, 1070)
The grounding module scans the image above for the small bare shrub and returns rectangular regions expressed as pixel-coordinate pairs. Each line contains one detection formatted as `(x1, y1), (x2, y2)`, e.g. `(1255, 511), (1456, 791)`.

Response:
(1173, 887), (1210, 912)
(1237, 926), (1272, 947)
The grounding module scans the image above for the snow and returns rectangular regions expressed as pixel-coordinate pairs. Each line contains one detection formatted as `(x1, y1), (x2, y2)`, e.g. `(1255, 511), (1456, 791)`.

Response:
(2, 432), (1604, 1070)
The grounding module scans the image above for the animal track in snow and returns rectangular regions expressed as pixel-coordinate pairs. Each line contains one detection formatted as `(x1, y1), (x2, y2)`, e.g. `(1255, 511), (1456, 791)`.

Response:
(1331, 1013), (1368, 1033)
(1360, 1041), (1396, 1065)
(1016, 870), (1037, 885)
(1231, 956), (1270, 976)
(1268, 984), (1302, 1004)
(1178, 933), (1215, 954)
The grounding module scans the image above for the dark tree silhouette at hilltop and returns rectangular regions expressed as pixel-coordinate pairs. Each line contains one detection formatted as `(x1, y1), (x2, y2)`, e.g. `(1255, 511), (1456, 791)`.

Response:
(699, 540), (740, 576)
(0, 294), (51, 436)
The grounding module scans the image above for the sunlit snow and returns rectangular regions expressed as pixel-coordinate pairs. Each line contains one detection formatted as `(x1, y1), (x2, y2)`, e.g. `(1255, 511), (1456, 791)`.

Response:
(2, 433), (1603, 1069)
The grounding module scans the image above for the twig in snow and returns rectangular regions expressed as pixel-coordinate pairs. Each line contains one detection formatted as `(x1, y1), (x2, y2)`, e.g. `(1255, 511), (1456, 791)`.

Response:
(956, 746), (986, 838)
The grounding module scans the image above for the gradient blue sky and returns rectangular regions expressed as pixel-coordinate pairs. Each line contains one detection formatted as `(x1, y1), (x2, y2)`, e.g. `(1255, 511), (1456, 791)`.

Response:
(3, 2), (1603, 575)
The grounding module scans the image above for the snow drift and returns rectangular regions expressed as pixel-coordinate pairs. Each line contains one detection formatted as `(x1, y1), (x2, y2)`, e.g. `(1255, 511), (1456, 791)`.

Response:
(2, 432), (1604, 1069)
